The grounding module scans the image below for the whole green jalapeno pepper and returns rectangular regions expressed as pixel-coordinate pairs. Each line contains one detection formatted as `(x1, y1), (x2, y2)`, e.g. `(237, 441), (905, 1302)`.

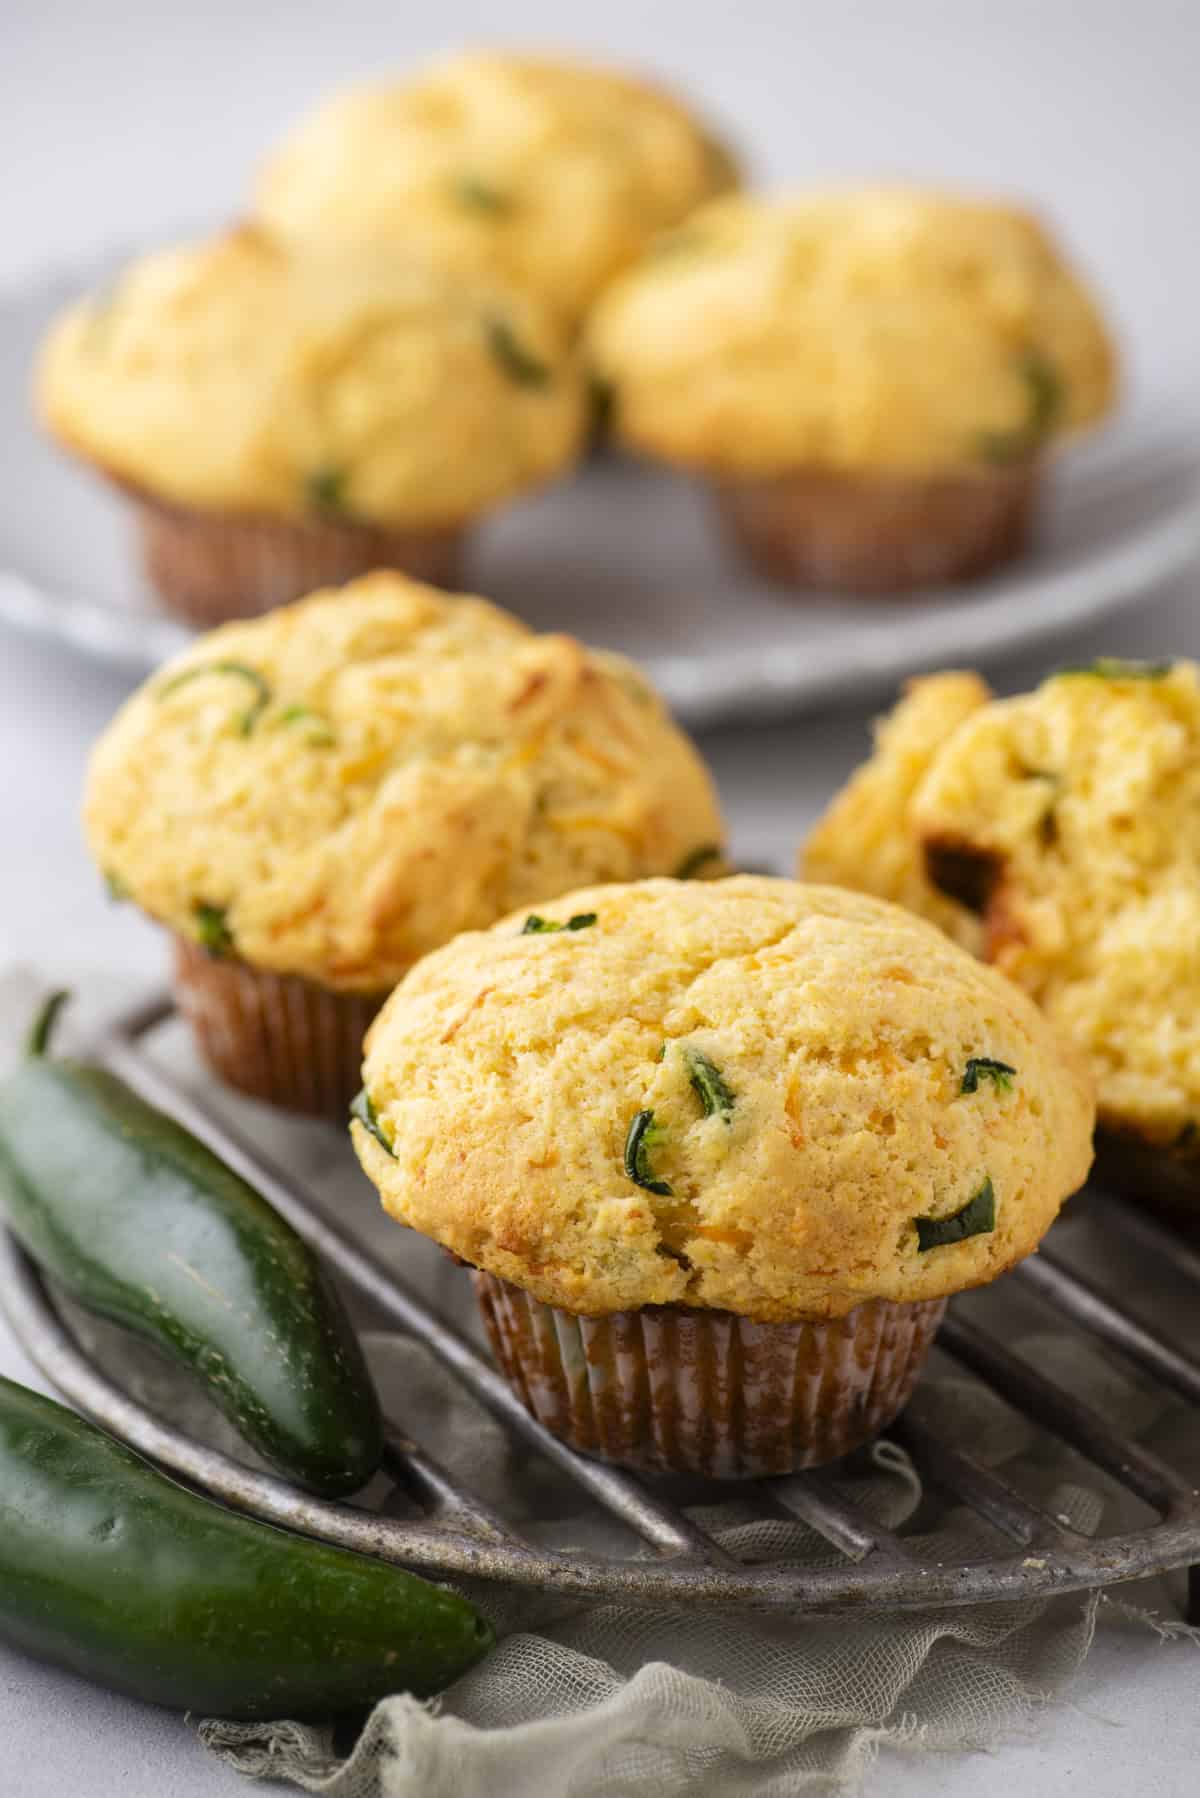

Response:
(0, 1374), (493, 1716)
(0, 993), (382, 1497)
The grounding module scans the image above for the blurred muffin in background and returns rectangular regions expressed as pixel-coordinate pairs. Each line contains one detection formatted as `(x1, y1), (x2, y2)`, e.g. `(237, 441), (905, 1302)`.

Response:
(587, 188), (1117, 593)
(804, 658), (1200, 1226)
(252, 49), (740, 328)
(36, 226), (586, 626)
(84, 572), (726, 1115)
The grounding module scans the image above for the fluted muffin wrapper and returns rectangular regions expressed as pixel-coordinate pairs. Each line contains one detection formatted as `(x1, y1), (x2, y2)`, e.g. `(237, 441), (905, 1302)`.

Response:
(710, 464), (1039, 596)
(172, 937), (385, 1118)
(472, 1270), (947, 1478)
(125, 487), (464, 627)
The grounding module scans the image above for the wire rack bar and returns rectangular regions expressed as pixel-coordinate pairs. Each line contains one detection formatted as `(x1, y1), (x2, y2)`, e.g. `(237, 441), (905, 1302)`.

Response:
(770, 1472), (912, 1563)
(938, 1313), (1196, 1517)
(380, 1434), (516, 1545)
(894, 1405), (1088, 1549)
(1018, 1249), (1200, 1409)
(1082, 1192), (1200, 1289)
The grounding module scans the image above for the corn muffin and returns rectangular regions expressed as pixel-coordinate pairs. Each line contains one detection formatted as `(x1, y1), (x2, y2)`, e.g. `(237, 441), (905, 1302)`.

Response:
(253, 50), (740, 328)
(802, 673), (992, 951)
(84, 573), (725, 1114)
(587, 188), (1116, 593)
(37, 226), (586, 625)
(906, 658), (1200, 1219)
(352, 877), (1093, 1474)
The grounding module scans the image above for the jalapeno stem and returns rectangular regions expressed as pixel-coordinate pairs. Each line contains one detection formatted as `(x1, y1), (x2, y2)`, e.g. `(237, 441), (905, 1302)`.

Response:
(26, 990), (69, 1059)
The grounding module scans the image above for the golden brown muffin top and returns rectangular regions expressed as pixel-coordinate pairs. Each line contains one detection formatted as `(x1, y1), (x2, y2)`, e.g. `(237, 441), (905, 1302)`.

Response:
(37, 226), (585, 527)
(254, 50), (739, 323)
(354, 877), (1093, 1319)
(84, 574), (726, 992)
(587, 187), (1116, 477)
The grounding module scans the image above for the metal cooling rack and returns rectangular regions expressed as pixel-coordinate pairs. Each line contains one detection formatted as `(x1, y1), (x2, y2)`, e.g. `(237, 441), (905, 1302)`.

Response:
(1, 990), (1197, 1621)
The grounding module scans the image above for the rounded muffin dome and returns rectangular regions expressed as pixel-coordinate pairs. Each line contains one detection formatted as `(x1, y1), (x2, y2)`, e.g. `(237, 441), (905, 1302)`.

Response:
(253, 50), (739, 323)
(586, 187), (1116, 478)
(84, 574), (725, 992)
(353, 877), (1094, 1320)
(37, 225), (585, 528)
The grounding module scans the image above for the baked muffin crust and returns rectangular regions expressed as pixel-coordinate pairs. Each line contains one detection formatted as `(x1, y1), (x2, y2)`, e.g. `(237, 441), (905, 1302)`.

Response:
(37, 226), (585, 528)
(354, 877), (1093, 1319)
(586, 188), (1116, 477)
(84, 574), (725, 991)
(254, 50), (739, 323)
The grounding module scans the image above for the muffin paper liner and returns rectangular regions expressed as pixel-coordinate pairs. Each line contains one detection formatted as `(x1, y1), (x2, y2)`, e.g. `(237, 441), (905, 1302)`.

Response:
(172, 937), (384, 1118)
(125, 488), (464, 627)
(473, 1270), (947, 1477)
(711, 465), (1039, 595)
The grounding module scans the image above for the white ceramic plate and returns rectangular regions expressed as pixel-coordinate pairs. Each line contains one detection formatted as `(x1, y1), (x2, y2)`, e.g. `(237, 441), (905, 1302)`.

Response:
(3, 250), (1199, 725)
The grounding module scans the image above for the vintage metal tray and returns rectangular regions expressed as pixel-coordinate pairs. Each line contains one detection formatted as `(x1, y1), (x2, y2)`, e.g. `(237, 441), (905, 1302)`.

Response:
(1, 989), (1196, 1620)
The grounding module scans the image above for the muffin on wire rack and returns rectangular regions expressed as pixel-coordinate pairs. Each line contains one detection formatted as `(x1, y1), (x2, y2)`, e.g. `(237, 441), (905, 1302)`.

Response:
(352, 877), (1094, 1476)
(586, 188), (1116, 593)
(83, 573), (726, 1116)
(36, 225), (586, 625)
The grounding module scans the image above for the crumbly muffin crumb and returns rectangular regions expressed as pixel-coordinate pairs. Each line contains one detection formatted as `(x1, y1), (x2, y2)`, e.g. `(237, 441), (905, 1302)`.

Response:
(913, 658), (1200, 1150)
(802, 672), (992, 948)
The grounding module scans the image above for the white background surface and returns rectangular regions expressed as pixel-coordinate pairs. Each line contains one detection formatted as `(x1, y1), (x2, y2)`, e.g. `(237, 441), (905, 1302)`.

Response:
(2, 3), (1199, 1793)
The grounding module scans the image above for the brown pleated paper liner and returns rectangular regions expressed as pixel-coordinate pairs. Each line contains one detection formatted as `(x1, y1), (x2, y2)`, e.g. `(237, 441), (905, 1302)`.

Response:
(172, 937), (386, 1118)
(473, 1269), (947, 1478)
(711, 464), (1039, 595)
(125, 487), (464, 626)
